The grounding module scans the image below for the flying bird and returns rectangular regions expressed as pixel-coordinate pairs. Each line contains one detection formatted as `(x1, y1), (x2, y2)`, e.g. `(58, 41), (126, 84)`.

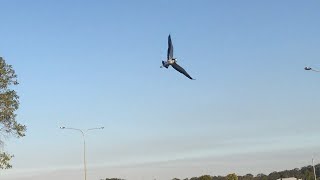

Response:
(160, 35), (195, 80)
(305, 67), (312, 70)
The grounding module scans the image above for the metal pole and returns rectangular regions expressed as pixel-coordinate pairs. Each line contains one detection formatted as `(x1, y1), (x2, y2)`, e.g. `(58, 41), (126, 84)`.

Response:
(60, 126), (104, 180)
(313, 158), (317, 180)
(81, 130), (87, 180)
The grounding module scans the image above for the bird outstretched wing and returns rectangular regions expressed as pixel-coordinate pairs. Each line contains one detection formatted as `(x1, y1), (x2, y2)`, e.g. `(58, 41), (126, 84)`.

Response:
(171, 62), (194, 80)
(167, 35), (174, 60)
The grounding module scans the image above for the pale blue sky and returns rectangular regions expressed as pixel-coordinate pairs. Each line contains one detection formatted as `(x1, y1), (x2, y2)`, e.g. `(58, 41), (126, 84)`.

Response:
(1, 1), (320, 180)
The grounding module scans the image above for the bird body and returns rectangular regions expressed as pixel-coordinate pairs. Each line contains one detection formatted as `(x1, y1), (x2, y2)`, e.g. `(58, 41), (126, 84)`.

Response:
(305, 67), (312, 70)
(160, 35), (195, 80)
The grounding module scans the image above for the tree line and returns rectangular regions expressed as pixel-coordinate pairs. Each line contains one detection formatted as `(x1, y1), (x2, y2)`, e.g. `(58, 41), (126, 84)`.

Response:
(102, 163), (320, 180)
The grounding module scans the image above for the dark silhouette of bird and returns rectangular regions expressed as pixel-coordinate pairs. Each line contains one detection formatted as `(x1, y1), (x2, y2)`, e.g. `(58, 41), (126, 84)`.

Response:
(305, 67), (312, 70)
(160, 35), (195, 80)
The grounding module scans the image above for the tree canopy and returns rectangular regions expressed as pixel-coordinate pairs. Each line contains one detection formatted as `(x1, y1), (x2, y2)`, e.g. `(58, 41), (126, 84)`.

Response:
(0, 57), (26, 169)
(226, 173), (238, 180)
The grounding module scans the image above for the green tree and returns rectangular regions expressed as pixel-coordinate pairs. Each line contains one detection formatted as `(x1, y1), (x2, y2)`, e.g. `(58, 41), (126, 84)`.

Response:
(238, 174), (253, 180)
(212, 176), (225, 180)
(255, 173), (267, 180)
(0, 57), (26, 169)
(198, 175), (212, 180)
(304, 170), (314, 180)
(245, 174), (254, 178)
(226, 173), (238, 180)
(268, 171), (281, 180)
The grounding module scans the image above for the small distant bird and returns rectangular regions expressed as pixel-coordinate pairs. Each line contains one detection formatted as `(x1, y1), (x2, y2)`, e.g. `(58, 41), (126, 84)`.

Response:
(160, 35), (195, 80)
(305, 67), (312, 70)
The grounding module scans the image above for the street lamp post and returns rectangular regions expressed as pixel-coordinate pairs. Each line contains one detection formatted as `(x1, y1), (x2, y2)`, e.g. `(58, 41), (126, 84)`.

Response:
(60, 126), (104, 180)
(313, 158), (317, 180)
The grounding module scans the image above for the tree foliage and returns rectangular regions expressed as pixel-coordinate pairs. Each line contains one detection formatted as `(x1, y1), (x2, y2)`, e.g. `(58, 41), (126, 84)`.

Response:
(101, 163), (320, 180)
(0, 57), (26, 169)
(226, 173), (238, 180)
(198, 175), (212, 180)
